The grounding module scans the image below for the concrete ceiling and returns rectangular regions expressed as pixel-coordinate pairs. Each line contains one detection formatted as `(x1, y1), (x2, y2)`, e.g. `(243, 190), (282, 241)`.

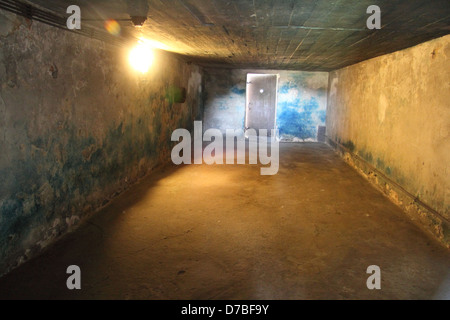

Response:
(17, 0), (450, 71)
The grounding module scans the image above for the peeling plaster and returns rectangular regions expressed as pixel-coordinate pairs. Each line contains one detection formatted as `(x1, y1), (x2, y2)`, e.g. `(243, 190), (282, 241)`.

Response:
(327, 35), (450, 246)
(0, 9), (203, 276)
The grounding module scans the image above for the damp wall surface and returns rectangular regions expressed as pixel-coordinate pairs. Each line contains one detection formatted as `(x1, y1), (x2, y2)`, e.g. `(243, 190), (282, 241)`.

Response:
(326, 35), (450, 246)
(203, 68), (328, 141)
(0, 9), (203, 276)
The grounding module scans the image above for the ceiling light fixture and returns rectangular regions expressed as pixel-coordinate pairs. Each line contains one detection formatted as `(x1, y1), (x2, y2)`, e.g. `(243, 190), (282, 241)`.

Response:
(126, 0), (149, 27)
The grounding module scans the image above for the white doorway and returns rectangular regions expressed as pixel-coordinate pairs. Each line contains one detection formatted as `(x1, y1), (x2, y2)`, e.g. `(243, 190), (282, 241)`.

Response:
(245, 73), (278, 136)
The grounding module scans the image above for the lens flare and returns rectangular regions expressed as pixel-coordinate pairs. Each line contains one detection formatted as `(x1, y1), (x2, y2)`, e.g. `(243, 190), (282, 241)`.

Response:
(129, 41), (154, 73)
(104, 19), (121, 36)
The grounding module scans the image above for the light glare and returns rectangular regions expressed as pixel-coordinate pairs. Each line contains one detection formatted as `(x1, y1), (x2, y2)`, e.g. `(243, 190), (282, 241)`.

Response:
(104, 19), (121, 36)
(129, 42), (153, 73)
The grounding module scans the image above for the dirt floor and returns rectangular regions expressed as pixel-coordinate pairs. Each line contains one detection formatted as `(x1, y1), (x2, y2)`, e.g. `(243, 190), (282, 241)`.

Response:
(0, 143), (449, 299)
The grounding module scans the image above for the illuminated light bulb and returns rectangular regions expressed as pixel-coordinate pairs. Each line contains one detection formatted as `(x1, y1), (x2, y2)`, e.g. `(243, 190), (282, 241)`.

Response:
(129, 41), (154, 73)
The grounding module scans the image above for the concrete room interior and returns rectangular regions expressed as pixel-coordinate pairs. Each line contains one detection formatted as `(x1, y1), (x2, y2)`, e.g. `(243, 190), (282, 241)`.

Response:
(0, 0), (449, 299)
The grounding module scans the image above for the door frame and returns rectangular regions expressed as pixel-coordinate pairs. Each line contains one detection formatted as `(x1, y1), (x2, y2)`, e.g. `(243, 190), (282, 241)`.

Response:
(244, 73), (279, 136)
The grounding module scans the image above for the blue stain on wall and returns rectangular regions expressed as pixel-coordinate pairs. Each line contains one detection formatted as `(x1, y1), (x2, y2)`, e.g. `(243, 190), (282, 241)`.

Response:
(279, 84), (290, 94)
(276, 81), (327, 141)
(218, 102), (229, 110)
(203, 70), (327, 139)
(231, 85), (246, 95)
(277, 97), (323, 140)
(318, 110), (326, 123)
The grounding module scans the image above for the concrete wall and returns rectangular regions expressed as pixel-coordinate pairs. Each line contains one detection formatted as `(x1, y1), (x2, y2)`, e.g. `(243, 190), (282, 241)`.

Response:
(326, 35), (450, 246)
(0, 9), (203, 275)
(203, 68), (328, 140)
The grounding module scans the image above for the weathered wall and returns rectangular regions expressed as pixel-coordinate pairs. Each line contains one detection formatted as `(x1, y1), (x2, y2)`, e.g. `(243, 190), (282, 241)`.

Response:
(326, 35), (450, 246)
(203, 68), (328, 140)
(0, 9), (203, 275)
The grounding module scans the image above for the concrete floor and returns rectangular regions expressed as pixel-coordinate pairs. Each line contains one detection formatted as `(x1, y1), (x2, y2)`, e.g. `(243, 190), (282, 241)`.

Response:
(0, 143), (449, 299)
